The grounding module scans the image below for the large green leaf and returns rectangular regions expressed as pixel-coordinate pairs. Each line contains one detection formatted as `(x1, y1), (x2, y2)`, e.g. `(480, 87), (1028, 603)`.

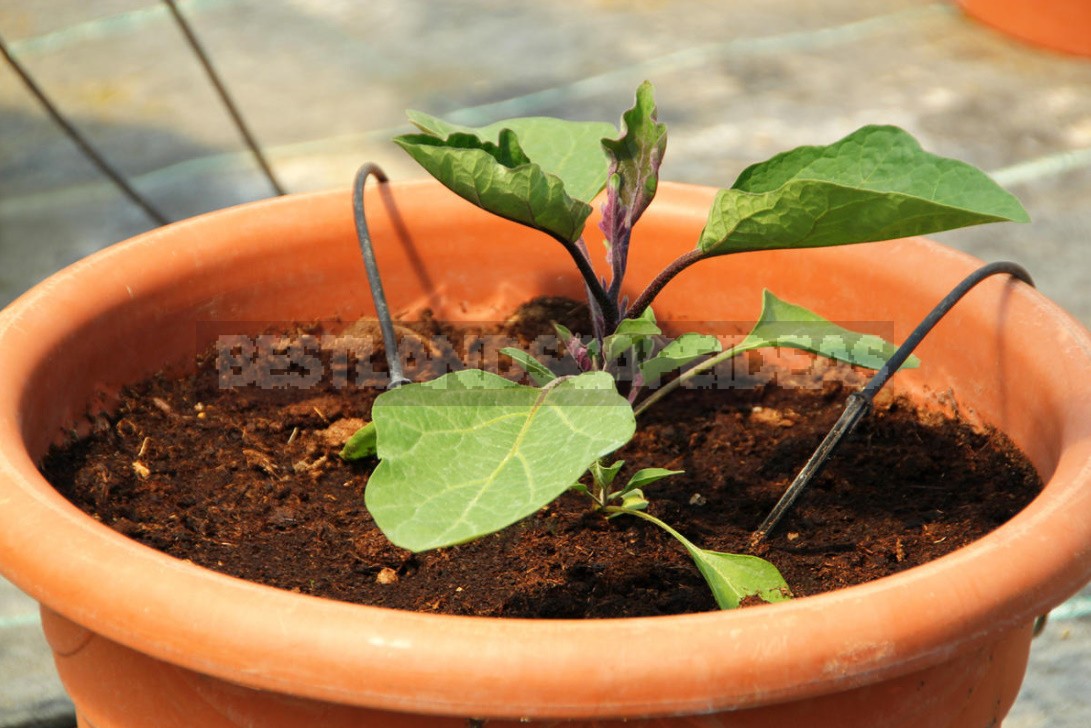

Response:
(735, 290), (919, 370)
(365, 370), (636, 552)
(407, 110), (616, 203)
(699, 125), (1029, 255)
(395, 130), (593, 244)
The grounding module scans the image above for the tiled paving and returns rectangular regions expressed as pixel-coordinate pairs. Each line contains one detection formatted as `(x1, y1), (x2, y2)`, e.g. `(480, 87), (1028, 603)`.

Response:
(1, 1), (1089, 725)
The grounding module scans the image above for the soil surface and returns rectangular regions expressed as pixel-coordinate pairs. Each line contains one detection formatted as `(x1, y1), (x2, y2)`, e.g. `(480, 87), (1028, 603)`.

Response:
(42, 298), (1042, 618)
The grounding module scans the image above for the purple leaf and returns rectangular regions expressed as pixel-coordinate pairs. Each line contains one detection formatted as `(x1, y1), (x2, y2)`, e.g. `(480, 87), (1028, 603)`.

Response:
(554, 323), (594, 372)
(599, 82), (668, 304)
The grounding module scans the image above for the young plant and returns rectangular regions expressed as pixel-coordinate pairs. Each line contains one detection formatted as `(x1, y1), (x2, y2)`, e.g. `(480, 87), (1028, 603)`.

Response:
(342, 82), (1028, 610)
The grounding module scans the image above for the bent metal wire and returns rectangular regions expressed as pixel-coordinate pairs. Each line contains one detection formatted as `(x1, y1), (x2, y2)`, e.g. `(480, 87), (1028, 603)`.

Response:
(352, 163), (410, 390)
(752, 260), (1036, 544)
(0, 1), (285, 228)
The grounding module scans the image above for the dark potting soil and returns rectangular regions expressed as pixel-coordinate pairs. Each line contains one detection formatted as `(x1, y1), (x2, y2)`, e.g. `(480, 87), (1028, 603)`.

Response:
(42, 298), (1042, 618)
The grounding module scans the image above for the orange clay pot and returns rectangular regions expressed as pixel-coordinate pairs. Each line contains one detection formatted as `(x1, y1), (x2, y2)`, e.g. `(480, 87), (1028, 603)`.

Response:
(960, 0), (1091, 57)
(1, 180), (1090, 727)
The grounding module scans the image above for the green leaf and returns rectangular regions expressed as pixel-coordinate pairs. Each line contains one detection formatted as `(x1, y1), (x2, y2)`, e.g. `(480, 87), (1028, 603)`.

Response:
(639, 333), (722, 383)
(735, 290), (919, 371)
(617, 488), (650, 512)
(687, 549), (793, 610)
(612, 307), (661, 337)
(407, 111), (616, 202)
(601, 81), (667, 222)
(600, 81), (668, 264)
(394, 130), (593, 244)
(591, 459), (625, 489)
(613, 508), (791, 609)
(699, 125), (1029, 256)
(606, 488), (651, 517)
(339, 421), (377, 461)
(365, 370), (636, 552)
(622, 467), (684, 493)
(603, 307), (661, 362)
(501, 347), (557, 386)
(553, 322), (575, 341)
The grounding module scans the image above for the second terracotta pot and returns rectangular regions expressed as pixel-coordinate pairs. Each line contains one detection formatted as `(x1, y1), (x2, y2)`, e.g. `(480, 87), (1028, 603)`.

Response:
(961, 0), (1091, 56)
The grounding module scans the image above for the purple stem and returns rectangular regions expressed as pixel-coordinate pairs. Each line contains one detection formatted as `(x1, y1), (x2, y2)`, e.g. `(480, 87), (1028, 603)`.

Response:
(576, 238), (607, 344)
(606, 226), (631, 312)
(556, 233), (618, 333)
(627, 370), (645, 404)
(626, 249), (705, 320)
(599, 175), (632, 322)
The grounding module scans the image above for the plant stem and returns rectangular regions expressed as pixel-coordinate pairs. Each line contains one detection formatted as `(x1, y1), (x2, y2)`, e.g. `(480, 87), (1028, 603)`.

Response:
(557, 233), (619, 332)
(626, 249), (704, 320)
(632, 342), (754, 418)
(576, 238), (608, 345)
(606, 227), (631, 309)
(602, 505), (696, 550)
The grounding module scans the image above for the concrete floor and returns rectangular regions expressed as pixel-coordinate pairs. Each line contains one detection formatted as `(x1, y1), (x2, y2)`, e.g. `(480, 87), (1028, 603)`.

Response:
(1, 1), (1089, 725)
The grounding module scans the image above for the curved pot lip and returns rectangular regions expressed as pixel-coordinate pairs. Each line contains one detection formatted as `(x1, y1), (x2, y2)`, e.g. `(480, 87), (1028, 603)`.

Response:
(2, 181), (1091, 719)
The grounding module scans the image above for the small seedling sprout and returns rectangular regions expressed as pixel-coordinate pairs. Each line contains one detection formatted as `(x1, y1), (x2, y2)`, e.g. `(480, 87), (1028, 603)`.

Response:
(342, 82), (1029, 609)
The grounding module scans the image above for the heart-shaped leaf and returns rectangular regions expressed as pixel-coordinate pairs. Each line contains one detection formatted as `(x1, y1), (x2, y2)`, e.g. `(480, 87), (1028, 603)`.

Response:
(699, 125), (1029, 255)
(395, 130), (593, 244)
(365, 370), (636, 551)
(407, 111), (616, 203)
(735, 290), (919, 370)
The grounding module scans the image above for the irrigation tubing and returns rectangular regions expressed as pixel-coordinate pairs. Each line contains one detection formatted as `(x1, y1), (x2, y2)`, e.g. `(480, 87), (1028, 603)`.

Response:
(752, 260), (1035, 543)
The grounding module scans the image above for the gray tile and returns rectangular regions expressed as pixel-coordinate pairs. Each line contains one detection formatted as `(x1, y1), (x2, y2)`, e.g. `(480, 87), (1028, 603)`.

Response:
(0, 578), (73, 728)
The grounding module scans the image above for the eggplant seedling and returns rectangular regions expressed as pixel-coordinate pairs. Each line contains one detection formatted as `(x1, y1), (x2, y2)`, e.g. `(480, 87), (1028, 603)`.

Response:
(341, 82), (1028, 609)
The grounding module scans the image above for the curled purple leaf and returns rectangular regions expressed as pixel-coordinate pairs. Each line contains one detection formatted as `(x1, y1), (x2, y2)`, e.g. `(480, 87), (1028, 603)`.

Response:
(600, 82), (668, 305)
(555, 323), (594, 372)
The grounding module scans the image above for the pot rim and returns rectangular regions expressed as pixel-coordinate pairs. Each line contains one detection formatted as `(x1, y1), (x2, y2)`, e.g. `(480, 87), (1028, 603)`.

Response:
(1, 180), (1090, 719)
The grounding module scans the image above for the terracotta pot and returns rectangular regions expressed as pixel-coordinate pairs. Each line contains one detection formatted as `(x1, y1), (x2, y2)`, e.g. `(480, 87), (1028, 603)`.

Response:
(960, 0), (1091, 57)
(1, 180), (1090, 727)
